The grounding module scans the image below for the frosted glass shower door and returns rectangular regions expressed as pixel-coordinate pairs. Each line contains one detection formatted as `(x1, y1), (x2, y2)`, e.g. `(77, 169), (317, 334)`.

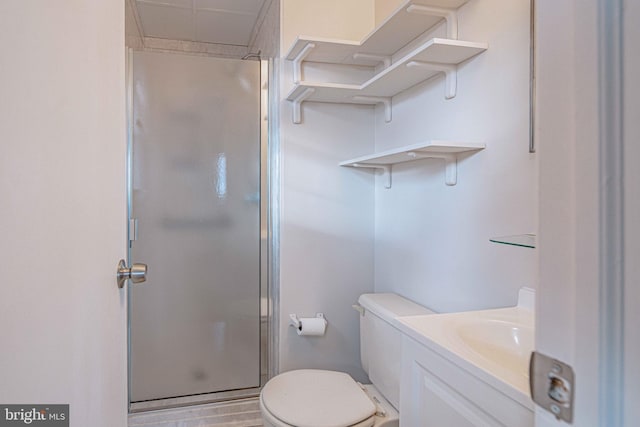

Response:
(129, 51), (261, 402)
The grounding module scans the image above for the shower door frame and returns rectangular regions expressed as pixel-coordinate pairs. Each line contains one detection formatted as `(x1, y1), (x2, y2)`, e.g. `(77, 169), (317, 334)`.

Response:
(125, 50), (278, 412)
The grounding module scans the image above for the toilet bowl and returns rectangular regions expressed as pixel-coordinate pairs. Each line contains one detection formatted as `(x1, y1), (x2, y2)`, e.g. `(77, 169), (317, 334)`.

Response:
(260, 369), (398, 427)
(260, 294), (433, 427)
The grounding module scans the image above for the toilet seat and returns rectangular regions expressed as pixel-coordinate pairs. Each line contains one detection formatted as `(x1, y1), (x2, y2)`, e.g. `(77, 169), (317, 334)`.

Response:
(260, 369), (377, 427)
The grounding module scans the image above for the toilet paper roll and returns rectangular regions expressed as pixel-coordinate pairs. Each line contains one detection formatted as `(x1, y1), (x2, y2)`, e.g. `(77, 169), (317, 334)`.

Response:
(296, 317), (327, 336)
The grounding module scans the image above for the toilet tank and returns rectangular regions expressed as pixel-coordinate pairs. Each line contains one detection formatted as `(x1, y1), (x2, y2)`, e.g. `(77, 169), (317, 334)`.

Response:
(358, 293), (433, 410)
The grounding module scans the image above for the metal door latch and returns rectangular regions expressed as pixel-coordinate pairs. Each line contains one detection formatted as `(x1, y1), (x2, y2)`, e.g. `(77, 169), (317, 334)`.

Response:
(117, 259), (147, 288)
(530, 351), (575, 423)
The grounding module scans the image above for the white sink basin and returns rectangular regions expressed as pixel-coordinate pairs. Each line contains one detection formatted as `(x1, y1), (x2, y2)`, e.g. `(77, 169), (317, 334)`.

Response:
(453, 318), (534, 380)
(395, 305), (534, 400)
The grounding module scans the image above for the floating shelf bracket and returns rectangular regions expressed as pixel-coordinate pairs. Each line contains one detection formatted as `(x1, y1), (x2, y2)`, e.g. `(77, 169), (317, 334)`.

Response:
(292, 43), (316, 83)
(406, 4), (459, 40)
(292, 88), (315, 124)
(352, 53), (392, 69)
(406, 60), (457, 99)
(352, 96), (392, 122)
(406, 151), (458, 185)
(351, 163), (392, 189)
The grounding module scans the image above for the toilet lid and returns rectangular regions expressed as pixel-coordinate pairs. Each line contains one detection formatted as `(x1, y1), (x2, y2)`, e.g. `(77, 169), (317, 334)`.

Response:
(261, 369), (376, 427)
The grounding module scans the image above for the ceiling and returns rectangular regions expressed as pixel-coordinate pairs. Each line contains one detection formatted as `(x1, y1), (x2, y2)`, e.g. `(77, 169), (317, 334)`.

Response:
(133, 0), (266, 46)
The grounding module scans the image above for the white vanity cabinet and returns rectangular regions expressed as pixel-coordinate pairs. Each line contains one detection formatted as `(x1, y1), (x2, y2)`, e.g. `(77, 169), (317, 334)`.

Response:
(400, 335), (533, 426)
(399, 325), (534, 426)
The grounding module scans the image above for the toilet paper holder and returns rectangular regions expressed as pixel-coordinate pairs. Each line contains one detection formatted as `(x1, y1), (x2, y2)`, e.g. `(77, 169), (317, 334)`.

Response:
(289, 313), (325, 330)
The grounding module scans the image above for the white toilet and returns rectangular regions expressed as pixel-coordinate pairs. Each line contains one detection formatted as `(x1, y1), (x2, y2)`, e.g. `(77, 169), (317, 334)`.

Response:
(260, 293), (434, 427)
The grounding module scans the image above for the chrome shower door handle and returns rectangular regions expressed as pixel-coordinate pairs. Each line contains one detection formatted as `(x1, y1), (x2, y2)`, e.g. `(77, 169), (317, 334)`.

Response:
(117, 259), (148, 288)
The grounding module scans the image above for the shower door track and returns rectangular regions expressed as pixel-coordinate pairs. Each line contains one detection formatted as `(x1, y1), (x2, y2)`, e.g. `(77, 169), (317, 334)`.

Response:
(129, 387), (262, 413)
(125, 51), (278, 413)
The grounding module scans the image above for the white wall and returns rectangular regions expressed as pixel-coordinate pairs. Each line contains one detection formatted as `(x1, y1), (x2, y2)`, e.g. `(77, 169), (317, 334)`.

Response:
(374, 0), (537, 312)
(0, 1), (127, 426)
(282, 0), (374, 51)
(278, 102), (375, 381)
(624, 0), (640, 422)
(277, 0), (535, 380)
(278, 0), (376, 382)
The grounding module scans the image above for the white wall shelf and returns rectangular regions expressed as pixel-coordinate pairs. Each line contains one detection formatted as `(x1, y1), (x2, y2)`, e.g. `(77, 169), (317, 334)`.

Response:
(287, 38), (487, 123)
(286, 0), (470, 71)
(340, 140), (485, 187)
(285, 0), (488, 123)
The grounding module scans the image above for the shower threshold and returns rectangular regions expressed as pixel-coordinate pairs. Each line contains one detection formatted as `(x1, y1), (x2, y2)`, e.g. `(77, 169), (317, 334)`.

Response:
(130, 387), (261, 413)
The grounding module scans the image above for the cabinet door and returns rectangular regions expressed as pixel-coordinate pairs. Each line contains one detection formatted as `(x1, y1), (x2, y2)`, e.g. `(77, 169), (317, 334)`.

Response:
(400, 337), (533, 427)
(406, 360), (504, 427)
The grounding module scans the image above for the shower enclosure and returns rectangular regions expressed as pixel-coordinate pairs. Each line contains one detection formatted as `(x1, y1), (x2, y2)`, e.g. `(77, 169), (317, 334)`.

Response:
(126, 50), (270, 409)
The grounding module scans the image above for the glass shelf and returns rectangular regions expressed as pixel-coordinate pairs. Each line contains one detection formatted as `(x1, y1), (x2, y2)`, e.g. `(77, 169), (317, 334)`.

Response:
(489, 234), (536, 249)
